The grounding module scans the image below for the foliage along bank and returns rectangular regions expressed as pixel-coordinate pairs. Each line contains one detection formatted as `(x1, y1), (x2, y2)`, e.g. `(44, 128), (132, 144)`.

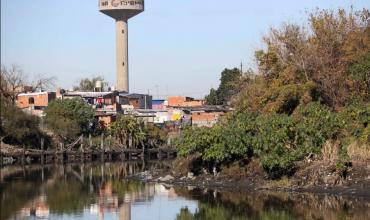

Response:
(174, 8), (370, 179)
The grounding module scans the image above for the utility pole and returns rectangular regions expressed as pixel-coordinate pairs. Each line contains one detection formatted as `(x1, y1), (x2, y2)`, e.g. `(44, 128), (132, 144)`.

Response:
(240, 61), (243, 74)
(155, 85), (159, 99)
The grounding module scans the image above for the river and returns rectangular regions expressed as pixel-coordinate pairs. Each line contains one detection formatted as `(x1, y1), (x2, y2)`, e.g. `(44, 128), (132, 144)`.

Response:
(1, 162), (369, 220)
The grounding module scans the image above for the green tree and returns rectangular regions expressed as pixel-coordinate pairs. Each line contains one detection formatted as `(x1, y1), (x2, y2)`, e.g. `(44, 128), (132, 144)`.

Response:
(44, 98), (96, 141)
(349, 53), (370, 101)
(74, 76), (106, 92)
(218, 68), (243, 103)
(205, 68), (242, 105)
(1, 103), (50, 148)
(110, 115), (145, 148)
(205, 88), (219, 105)
(144, 123), (168, 148)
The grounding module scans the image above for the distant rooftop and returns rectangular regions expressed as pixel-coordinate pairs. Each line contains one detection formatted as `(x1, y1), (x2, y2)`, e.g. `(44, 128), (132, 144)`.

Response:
(65, 91), (114, 98)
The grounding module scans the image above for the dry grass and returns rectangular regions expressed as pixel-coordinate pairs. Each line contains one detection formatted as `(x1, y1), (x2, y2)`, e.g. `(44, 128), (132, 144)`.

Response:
(321, 140), (340, 162)
(347, 141), (370, 162)
(321, 140), (370, 162)
(263, 176), (292, 188)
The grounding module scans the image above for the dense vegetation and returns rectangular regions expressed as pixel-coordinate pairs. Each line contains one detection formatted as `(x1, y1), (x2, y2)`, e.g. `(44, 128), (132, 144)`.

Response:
(44, 98), (100, 142)
(1, 64), (54, 149)
(205, 68), (244, 105)
(110, 114), (168, 148)
(175, 8), (370, 179)
(1, 99), (51, 149)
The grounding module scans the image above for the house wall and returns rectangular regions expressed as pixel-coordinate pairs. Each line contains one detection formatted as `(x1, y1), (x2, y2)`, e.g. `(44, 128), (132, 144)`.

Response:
(167, 96), (188, 106)
(154, 111), (169, 124)
(129, 98), (140, 109)
(119, 94), (152, 109)
(167, 96), (204, 107)
(17, 92), (55, 109)
(191, 112), (224, 127)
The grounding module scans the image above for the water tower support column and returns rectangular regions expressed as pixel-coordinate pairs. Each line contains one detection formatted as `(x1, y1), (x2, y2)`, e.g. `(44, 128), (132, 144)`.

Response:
(116, 19), (129, 92)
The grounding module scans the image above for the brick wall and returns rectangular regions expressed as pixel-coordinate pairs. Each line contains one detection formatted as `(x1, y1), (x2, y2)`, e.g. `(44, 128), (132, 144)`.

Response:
(17, 92), (55, 109)
(192, 112), (224, 127)
(168, 96), (204, 107)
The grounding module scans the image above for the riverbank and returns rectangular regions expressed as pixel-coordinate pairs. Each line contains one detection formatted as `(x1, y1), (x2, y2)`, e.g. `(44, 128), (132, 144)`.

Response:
(125, 157), (370, 198)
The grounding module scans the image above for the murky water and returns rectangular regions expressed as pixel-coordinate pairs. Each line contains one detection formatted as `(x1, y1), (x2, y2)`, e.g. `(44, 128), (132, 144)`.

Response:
(1, 163), (369, 220)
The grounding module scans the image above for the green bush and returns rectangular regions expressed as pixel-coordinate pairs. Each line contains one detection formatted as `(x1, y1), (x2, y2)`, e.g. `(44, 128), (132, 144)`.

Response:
(110, 115), (145, 148)
(252, 113), (297, 178)
(1, 104), (51, 149)
(224, 112), (258, 158)
(339, 102), (370, 143)
(261, 154), (296, 179)
(44, 98), (98, 142)
(174, 102), (368, 179)
(293, 102), (343, 158)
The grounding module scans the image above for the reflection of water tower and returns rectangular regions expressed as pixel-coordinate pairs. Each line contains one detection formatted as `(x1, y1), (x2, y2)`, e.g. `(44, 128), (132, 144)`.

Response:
(99, 0), (145, 93)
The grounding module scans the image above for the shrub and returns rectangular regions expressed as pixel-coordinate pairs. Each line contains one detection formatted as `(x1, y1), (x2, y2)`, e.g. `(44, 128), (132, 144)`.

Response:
(44, 98), (98, 142)
(110, 115), (145, 148)
(1, 104), (51, 149)
(261, 154), (296, 179)
(175, 126), (206, 157)
(174, 102), (368, 179)
(339, 102), (370, 143)
(293, 102), (343, 158)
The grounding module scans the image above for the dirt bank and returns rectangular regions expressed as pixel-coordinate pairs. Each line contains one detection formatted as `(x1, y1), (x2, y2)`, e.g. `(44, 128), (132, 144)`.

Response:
(126, 157), (370, 198)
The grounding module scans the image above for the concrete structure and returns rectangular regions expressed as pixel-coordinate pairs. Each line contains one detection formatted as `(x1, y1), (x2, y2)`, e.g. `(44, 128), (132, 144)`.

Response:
(99, 0), (144, 92)
(17, 92), (56, 110)
(192, 112), (225, 128)
(17, 92), (56, 117)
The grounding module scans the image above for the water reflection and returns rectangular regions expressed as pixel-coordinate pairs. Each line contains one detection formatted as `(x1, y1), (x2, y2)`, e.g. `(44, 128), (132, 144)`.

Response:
(1, 163), (369, 220)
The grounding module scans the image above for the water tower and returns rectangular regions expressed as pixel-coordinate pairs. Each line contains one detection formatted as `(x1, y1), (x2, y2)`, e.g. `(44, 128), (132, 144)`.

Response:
(99, 0), (144, 92)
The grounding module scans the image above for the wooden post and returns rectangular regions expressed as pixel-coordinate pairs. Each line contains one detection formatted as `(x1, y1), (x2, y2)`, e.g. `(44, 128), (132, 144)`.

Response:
(60, 142), (64, 163)
(121, 150), (125, 161)
(108, 152), (112, 161)
(0, 138), (3, 167)
(142, 141), (145, 159)
(81, 136), (84, 163)
(22, 145), (26, 165)
(100, 134), (104, 162)
(41, 138), (45, 165)
(89, 134), (92, 149)
(108, 135), (112, 161)
(41, 166), (45, 182)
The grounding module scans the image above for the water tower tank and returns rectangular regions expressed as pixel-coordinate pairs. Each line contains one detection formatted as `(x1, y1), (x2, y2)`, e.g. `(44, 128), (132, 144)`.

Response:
(99, 0), (144, 92)
(95, 80), (102, 88)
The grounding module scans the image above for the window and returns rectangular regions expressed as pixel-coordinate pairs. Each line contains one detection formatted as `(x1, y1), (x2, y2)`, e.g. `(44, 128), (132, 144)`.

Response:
(29, 97), (35, 105)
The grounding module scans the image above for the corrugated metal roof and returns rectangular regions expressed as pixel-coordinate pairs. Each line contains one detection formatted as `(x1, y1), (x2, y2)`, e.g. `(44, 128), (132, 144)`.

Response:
(65, 92), (113, 98)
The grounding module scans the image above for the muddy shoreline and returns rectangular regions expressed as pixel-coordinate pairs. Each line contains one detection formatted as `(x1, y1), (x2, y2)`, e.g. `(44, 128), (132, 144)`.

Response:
(126, 172), (370, 199)
(125, 160), (370, 199)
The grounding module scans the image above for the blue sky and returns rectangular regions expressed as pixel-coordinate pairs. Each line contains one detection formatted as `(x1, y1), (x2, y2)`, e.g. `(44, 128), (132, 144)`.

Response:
(1, 0), (369, 98)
